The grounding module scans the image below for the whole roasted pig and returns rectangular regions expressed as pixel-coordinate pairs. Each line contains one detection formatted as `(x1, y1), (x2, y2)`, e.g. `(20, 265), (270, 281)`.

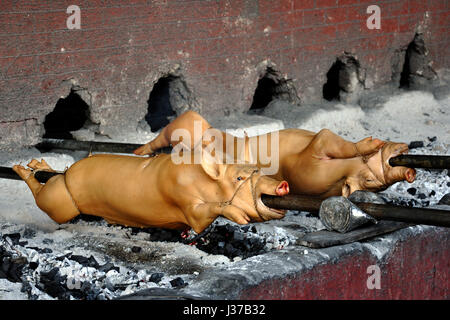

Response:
(13, 151), (289, 233)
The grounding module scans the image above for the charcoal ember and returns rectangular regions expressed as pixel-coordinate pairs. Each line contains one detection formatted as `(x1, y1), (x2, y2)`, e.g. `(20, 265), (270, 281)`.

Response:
(233, 231), (245, 241)
(0, 255), (27, 282)
(409, 141), (424, 149)
(429, 190), (436, 197)
(69, 255), (100, 268)
(407, 187), (417, 196)
(2, 233), (21, 245)
(39, 267), (70, 299)
(147, 228), (181, 242)
(80, 281), (101, 300)
(55, 253), (72, 261)
(42, 238), (54, 245)
(28, 261), (39, 270)
(438, 193), (450, 205)
(131, 246), (141, 253)
(149, 272), (164, 283)
(170, 277), (186, 288)
(98, 262), (119, 273)
(417, 193), (427, 200)
(26, 247), (53, 254)
(194, 224), (266, 259)
(428, 136), (437, 142)
(22, 227), (36, 239)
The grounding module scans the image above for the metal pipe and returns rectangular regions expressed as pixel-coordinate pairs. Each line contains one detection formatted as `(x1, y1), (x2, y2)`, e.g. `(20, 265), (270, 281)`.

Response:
(388, 154), (450, 169)
(0, 166), (59, 183)
(36, 138), (172, 155)
(261, 194), (450, 228)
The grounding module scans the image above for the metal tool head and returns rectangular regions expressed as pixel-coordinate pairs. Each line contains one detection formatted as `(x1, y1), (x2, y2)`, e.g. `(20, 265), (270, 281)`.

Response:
(319, 196), (378, 233)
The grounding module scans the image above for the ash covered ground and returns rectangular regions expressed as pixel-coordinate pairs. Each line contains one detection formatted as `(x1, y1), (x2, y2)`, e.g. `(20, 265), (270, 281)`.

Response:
(0, 76), (449, 299)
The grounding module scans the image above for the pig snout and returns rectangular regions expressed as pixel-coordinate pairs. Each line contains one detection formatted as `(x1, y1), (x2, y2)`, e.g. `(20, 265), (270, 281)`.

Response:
(405, 168), (416, 183)
(276, 181), (289, 196)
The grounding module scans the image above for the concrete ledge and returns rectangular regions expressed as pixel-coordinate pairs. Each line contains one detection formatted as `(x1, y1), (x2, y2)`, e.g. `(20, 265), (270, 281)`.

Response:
(181, 226), (449, 299)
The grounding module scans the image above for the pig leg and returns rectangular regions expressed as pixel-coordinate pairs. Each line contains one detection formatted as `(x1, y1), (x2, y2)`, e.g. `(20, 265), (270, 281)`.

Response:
(134, 110), (211, 155)
(27, 158), (54, 172)
(13, 161), (80, 224)
(312, 129), (384, 159)
(185, 202), (250, 233)
(134, 126), (170, 155)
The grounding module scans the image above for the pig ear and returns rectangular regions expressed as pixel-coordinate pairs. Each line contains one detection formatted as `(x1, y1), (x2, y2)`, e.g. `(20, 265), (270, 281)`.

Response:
(342, 183), (351, 198)
(200, 150), (225, 180)
(342, 179), (359, 198)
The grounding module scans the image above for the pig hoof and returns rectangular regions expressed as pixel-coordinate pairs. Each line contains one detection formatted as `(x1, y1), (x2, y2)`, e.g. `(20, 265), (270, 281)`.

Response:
(12, 165), (33, 181)
(133, 144), (154, 156)
(27, 159), (53, 171)
(356, 137), (385, 155)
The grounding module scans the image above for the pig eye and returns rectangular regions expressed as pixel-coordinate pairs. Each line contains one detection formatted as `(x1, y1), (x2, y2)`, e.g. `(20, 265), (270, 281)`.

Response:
(237, 176), (244, 181)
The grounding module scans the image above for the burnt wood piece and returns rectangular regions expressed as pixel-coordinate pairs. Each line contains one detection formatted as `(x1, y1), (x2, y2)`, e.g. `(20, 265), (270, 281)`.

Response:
(261, 194), (450, 228)
(389, 154), (450, 169)
(297, 221), (410, 248)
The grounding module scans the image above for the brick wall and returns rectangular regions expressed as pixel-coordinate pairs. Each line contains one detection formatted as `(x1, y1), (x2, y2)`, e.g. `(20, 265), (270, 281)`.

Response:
(0, 0), (448, 146)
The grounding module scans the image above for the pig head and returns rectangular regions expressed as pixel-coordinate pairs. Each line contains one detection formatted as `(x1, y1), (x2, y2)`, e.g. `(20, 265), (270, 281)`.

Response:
(13, 150), (289, 234)
(283, 131), (417, 197)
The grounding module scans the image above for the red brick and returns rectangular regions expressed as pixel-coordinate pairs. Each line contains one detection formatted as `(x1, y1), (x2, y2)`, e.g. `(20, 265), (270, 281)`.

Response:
(293, 0), (315, 10)
(380, 17), (399, 33)
(338, 0), (359, 5)
(316, 0), (337, 8)
(368, 34), (394, 50)
(186, 59), (208, 76)
(409, 0), (429, 14)
(303, 9), (325, 26)
(325, 7), (348, 24)
(216, 0), (246, 17)
(0, 34), (40, 57)
(2, 55), (36, 78)
(33, 10), (67, 33)
(0, 12), (34, 35)
(347, 4), (367, 22)
(259, 0), (293, 15)
(436, 11), (450, 26)
(283, 10), (304, 29)
(294, 25), (337, 46)
(398, 14), (417, 33)
(383, 1), (409, 17)
(193, 37), (245, 58)
(427, 0), (447, 12)
(102, 6), (140, 27)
